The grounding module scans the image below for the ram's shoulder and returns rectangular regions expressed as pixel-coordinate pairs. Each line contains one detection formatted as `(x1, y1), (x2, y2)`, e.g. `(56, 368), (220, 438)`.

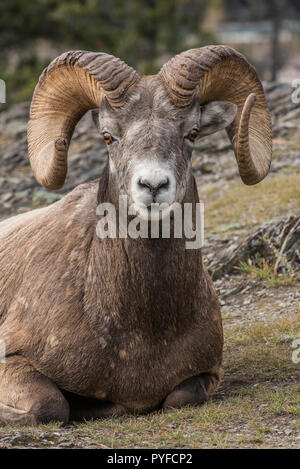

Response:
(61, 179), (100, 212)
(0, 179), (100, 238)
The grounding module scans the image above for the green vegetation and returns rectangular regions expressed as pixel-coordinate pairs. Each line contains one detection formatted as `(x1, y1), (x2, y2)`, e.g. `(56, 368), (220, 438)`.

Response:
(238, 256), (297, 287)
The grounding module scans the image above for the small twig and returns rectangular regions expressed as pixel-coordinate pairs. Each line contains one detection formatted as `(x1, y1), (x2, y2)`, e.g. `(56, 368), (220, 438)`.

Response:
(274, 220), (298, 276)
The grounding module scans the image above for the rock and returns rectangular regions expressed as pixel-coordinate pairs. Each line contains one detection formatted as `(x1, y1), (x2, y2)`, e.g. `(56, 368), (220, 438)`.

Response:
(208, 215), (300, 279)
(8, 434), (31, 445)
(0, 192), (13, 203)
(32, 189), (62, 206)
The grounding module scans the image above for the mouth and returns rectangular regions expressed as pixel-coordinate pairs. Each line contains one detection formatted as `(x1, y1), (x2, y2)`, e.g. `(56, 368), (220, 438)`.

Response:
(132, 201), (176, 221)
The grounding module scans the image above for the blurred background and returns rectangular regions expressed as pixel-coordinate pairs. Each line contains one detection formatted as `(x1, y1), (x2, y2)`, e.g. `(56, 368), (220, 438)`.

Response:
(1, 0), (300, 110)
(1, 1), (300, 450)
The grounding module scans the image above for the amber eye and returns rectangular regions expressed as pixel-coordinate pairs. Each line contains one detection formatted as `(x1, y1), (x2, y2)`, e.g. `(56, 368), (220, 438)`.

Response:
(103, 132), (113, 144)
(187, 128), (199, 142)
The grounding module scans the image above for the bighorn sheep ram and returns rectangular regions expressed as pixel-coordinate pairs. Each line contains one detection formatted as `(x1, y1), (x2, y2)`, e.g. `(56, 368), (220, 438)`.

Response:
(0, 46), (271, 424)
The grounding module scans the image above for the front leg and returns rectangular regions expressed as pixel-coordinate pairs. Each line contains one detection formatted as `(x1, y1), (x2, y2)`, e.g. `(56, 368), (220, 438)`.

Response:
(162, 372), (220, 409)
(0, 356), (69, 425)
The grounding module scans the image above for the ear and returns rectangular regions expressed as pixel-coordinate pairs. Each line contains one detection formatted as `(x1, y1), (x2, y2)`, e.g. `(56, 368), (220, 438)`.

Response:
(198, 101), (237, 138)
(91, 109), (100, 131)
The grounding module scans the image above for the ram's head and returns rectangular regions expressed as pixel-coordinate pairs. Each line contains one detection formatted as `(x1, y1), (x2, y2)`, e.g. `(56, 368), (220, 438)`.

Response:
(28, 47), (272, 217)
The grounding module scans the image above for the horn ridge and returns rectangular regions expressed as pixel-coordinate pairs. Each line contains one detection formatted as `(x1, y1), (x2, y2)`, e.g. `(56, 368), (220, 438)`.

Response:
(28, 51), (139, 189)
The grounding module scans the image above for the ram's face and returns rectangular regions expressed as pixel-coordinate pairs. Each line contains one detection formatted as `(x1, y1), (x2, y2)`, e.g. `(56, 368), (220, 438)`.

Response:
(94, 77), (236, 218)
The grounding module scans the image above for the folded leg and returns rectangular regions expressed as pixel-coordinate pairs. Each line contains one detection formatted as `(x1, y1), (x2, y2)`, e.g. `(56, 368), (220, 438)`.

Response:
(162, 372), (220, 409)
(0, 356), (69, 425)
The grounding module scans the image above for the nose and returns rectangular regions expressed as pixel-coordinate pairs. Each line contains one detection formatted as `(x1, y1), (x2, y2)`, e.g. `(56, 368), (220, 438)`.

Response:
(138, 176), (169, 197)
(131, 163), (176, 210)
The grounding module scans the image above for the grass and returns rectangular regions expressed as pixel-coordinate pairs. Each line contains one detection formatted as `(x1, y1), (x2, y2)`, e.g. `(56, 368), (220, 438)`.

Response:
(237, 257), (297, 288)
(200, 173), (300, 231)
(223, 314), (300, 381)
(0, 311), (299, 449)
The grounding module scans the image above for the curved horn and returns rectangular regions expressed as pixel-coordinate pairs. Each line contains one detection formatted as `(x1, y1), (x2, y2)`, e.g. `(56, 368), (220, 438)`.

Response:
(28, 51), (139, 189)
(159, 45), (272, 185)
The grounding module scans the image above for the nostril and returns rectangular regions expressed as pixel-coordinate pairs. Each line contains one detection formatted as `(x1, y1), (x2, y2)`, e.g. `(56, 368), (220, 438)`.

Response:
(157, 177), (169, 191)
(138, 178), (151, 190)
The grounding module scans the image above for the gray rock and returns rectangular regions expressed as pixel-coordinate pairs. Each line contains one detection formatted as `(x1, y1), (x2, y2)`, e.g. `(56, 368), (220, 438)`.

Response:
(208, 215), (300, 279)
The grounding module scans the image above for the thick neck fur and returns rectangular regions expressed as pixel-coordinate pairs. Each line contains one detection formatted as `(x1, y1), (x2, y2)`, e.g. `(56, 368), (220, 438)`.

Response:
(87, 163), (204, 335)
